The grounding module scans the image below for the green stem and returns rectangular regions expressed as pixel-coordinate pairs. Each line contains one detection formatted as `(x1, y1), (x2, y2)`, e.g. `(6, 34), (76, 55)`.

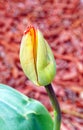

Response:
(45, 84), (61, 130)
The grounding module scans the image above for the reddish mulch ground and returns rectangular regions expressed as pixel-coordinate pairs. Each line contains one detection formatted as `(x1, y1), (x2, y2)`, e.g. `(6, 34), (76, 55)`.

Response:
(0, 0), (83, 130)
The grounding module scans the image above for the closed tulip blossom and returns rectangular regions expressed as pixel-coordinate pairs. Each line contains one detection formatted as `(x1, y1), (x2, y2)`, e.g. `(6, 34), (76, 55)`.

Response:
(20, 27), (56, 86)
(20, 26), (61, 130)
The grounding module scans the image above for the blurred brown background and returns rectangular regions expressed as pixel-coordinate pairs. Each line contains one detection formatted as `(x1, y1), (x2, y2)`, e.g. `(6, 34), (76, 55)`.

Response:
(0, 0), (83, 129)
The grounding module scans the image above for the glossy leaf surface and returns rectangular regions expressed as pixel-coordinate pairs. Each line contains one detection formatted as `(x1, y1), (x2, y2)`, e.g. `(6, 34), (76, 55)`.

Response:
(0, 84), (53, 130)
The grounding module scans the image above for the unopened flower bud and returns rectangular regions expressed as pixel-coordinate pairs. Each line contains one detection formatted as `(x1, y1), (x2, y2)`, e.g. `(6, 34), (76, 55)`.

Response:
(20, 27), (56, 86)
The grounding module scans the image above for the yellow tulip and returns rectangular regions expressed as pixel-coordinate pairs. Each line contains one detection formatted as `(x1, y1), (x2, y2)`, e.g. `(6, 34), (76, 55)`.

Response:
(20, 26), (56, 86)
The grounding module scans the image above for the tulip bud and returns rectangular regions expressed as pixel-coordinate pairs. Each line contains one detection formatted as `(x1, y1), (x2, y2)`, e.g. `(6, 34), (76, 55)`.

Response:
(20, 27), (56, 86)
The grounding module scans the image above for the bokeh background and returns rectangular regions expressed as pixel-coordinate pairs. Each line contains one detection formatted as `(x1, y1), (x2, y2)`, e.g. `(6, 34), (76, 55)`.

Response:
(0, 0), (83, 129)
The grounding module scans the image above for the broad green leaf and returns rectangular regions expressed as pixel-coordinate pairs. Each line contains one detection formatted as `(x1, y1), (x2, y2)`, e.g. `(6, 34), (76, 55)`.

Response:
(0, 84), (53, 130)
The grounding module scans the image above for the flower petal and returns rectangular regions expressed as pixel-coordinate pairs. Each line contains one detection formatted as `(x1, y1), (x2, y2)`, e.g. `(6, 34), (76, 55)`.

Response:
(37, 30), (56, 86)
(20, 28), (38, 85)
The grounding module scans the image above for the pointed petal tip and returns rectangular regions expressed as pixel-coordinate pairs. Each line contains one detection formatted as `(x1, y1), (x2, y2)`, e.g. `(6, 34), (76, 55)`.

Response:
(24, 26), (38, 35)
